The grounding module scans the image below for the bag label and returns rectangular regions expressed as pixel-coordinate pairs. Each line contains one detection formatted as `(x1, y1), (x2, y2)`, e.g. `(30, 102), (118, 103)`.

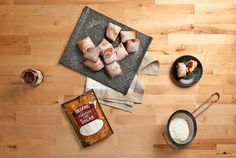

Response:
(73, 104), (98, 126)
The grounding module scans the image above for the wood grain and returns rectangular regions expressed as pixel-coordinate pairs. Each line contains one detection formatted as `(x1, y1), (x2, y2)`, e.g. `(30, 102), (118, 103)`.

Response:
(0, 0), (236, 158)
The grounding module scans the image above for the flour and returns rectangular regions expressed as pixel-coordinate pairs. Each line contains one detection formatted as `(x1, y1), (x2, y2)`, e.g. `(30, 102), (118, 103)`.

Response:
(169, 118), (189, 143)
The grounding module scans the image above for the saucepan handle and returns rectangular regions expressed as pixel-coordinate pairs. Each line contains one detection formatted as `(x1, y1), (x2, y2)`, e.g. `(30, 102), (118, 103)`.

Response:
(162, 131), (176, 150)
(192, 92), (220, 118)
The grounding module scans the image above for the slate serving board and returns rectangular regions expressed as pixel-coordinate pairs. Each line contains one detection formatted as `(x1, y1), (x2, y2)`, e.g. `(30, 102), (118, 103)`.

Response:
(59, 6), (153, 95)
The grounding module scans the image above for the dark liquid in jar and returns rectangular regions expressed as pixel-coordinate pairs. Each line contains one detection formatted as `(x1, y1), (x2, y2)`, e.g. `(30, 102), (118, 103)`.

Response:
(23, 71), (35, 84)
(21, 69), (43, 86)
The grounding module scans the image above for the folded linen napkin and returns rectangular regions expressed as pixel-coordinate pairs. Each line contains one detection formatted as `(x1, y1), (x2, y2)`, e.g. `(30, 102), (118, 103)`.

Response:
(85, 54), (159, 112)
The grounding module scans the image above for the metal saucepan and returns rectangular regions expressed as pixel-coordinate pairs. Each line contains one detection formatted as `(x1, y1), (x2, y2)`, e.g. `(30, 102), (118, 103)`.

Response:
(163, 92), (220, 150)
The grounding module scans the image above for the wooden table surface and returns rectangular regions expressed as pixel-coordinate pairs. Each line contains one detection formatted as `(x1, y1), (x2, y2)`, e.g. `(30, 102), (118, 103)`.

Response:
(0, 0), (236, 157)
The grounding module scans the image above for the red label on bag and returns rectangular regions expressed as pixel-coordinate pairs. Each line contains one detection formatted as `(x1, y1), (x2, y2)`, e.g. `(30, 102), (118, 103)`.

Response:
(73, 104), (98, 126)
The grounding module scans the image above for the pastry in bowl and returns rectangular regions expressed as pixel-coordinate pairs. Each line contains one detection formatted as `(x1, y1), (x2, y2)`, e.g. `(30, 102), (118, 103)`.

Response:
(186, 60), (198, 73)
(177, 62), (187, 78)
(176, 59), (198, 78)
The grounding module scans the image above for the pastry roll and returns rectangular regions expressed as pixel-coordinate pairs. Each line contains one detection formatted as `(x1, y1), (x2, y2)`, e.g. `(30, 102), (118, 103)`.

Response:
(84, 57), (104, 71)
(120, 31), (136, 43)
(106, 22), (121, 42)
(114, 43), (128, 61)
(103, 48), (117, 64)
(186, 60), (197, 73)
(126, 39), (140, 53)
(83, 47), (101, 62)
(77, 36), (95, 53)
(177, 62), (187, 78)
(98, 38), (113, 55)
(105, 61), (122, 78)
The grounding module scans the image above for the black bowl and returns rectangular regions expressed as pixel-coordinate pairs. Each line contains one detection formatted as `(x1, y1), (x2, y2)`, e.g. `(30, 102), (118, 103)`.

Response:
(171, 55), (203, 87)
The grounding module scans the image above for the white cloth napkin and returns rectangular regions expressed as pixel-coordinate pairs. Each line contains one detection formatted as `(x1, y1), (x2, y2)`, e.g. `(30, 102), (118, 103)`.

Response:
(85, 54), (159, 112)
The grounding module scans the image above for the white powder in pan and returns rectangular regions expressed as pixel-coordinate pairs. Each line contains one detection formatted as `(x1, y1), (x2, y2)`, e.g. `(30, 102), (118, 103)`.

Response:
(169, 118), (189, 143)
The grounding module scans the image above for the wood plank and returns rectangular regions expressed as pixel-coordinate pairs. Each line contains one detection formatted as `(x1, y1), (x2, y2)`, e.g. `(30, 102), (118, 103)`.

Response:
(155, 0), (235, 4)
(195, 3), (236, 14)
(0, 45), (31, 55)
(194, 14), (236, 24)
(217, 144), (236, 154)
(168, 34), (236, 45)
(0, 0), (13, 4)
(0, 35), (28, 46)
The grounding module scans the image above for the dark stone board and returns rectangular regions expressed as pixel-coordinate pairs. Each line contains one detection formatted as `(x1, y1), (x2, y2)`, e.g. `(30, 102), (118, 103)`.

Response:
(59, 6), (153, 95)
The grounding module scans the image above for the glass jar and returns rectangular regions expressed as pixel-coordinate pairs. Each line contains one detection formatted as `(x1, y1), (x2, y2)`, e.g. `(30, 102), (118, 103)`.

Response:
(20, 69), (43, 86)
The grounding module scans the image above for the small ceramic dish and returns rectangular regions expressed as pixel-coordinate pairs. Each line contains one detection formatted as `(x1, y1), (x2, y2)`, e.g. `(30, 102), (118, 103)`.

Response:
(170, 55), (203, 87)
